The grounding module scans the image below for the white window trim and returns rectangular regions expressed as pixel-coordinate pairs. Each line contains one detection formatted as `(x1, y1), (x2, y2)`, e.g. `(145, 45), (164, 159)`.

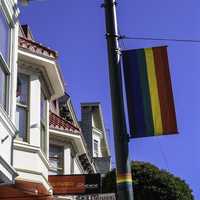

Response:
(49, 144), (64, 174)
(93, 139), (99, 157)
(40, 89), (48, 155)
(0, 5), (15, 115)
(15, 73), (30, 142)
(1, 0), (19, 28)
(0, 6), (12, 68)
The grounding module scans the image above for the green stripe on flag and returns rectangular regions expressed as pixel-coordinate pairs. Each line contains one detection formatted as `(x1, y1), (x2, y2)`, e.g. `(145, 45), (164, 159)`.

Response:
(137, 49), (155, 136)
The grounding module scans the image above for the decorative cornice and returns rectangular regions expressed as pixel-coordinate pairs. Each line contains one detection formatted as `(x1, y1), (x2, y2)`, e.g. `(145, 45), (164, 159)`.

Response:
(19, 36), (58, 59)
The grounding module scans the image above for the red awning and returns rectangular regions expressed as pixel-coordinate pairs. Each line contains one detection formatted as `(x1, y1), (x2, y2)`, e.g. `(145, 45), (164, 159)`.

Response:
(0, 180), (53, 200)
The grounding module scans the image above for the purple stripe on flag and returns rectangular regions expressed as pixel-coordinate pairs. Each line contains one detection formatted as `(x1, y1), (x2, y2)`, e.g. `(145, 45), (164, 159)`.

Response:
(122, 50), (146, 137)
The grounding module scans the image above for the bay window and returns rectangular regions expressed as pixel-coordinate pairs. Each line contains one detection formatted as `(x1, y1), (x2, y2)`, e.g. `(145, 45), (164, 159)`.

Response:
(16, 73), (29, 141)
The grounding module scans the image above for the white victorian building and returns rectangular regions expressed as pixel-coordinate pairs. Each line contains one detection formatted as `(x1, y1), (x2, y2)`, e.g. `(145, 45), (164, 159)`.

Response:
(0, 23), (65, 199)
(15, 24), (64, 192)
(0, 0), (19, 186)
(0, 2), (112, 197)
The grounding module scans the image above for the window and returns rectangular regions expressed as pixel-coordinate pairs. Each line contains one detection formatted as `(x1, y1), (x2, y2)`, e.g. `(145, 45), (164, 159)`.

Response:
(0, 8), (10, 63)
(0, 65), (6, 109)
(70, 153), (74, 174)
(93, 139), (99, 157)
(16, 73), (29, 141)
(49, 145), (64, 175)
(53, 100), (57, 110)
(40, 90), (47, 154)
(0, 8), (10, 111)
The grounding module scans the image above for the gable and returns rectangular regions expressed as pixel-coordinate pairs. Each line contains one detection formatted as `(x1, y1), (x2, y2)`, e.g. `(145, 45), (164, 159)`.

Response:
(58, 93), (80, 128)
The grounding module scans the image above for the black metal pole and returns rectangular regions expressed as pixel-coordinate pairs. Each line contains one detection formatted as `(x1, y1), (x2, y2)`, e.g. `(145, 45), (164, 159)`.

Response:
(102, 0), (134, 200)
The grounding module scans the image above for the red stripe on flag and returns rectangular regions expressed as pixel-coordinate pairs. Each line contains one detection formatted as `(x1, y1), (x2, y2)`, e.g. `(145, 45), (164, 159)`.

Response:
(153, 47), (178, 134)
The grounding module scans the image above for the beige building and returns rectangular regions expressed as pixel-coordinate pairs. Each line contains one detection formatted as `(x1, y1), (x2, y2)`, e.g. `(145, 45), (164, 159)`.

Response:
(80, 103), (111, 176)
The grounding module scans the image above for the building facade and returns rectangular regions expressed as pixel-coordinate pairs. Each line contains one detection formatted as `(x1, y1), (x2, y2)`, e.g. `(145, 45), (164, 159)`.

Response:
(0, 2), (112, 197)
(0, 22), (65, 199)
(0, 0), (19, 186)
(49, 93), (95, 176)
(13, 24), (65, 191)
(80, 103), (111, 176)
(48, 94), (96, 200)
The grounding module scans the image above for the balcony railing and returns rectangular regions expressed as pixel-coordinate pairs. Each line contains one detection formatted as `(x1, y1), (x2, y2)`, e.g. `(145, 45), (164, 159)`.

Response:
(49, 111), (80, 133)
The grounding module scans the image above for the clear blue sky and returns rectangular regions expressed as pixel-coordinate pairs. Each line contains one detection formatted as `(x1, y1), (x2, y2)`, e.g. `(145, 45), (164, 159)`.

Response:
(20, 0), (200, 199)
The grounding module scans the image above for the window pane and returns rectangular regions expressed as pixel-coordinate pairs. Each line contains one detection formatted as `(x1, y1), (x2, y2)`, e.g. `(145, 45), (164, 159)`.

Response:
(17, 73), (29, 105)
(15, 106), (27, 141)
(49, 145), (63, 173)
(40, 91), (46, 122)
(40, 91), (46, 154)
(0, 65), (6, 109)
(94, 140), (98, 151)
(94, 140), (99, 157)
(70, 154), (74, 174)
(50, 158), (60, 169)
(0, 9), (10, 63)
(41, 124), (46, 154)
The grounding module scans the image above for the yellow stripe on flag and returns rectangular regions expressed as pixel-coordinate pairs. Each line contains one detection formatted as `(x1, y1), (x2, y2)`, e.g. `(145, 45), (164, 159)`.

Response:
(145, 48), (163, 135)
(117, 179), (133, 184)
(117, 173), (132, 184)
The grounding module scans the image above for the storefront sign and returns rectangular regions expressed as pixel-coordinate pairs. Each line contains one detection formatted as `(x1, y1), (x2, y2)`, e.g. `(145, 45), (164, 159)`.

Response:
(49, 174), (101, 195)
(75, 193), (116, 200)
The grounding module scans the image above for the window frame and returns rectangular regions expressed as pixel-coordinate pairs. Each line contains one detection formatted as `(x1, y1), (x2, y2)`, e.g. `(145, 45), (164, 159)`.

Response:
(40, 88), (47, 155)
(0, 63), (7, 110)
(16, 73), (30, 142)
(49, 144), (64, 175)
(0, 7), (12, 112)
(0, 7), (11, 66)
(93, 139), (99, 157)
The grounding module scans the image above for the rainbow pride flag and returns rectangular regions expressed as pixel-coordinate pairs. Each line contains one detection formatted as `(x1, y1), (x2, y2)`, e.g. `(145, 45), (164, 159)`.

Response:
(122, 46), (178, 138)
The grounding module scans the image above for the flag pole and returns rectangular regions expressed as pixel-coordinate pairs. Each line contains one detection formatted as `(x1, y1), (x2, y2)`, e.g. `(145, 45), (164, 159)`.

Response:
(102, 0), (134, 199)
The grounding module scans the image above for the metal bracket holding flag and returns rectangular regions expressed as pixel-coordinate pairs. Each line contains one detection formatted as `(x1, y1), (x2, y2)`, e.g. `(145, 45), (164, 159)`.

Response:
(122, 46), (178, 139)
(101, 1), (118, 8)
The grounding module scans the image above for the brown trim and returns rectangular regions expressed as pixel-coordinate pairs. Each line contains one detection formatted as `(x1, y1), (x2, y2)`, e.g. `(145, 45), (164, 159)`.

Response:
(0, 180), (53, 199)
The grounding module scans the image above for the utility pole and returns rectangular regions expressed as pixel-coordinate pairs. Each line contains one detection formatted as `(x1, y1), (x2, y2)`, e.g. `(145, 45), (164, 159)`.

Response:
(102, 0), (134, 200)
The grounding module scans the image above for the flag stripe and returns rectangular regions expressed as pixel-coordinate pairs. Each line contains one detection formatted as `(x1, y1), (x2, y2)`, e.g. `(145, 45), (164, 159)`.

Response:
(137, 49), (154, 136)
(123, 51), (146, 137)
(145, 48), (163, 135)
(153, 47), (178, 133)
